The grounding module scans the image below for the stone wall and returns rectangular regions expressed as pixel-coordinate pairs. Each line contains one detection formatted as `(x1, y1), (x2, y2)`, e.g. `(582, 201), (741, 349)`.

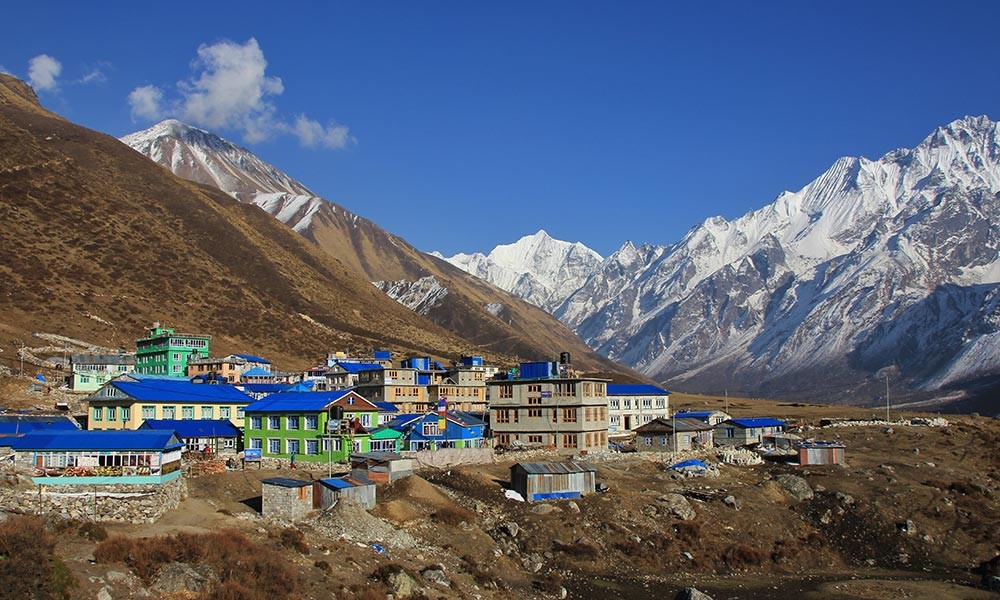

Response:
(261, 483), (312, 520)
(0, 476), (186, 523)
(402, 447), (495, 469)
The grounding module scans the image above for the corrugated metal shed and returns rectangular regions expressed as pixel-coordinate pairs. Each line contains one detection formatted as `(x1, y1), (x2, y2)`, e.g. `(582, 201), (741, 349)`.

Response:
(510, 462), (597, 501)
(728, 417), (787, 429)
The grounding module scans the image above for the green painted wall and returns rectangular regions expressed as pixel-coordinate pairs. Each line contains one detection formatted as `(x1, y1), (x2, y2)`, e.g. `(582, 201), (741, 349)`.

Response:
(244, 409), (378, 463)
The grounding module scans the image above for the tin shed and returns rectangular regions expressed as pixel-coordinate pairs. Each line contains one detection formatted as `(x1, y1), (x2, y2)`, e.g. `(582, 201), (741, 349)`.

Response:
(318, 475), (376, 509)
(510, 461), (596, 501)
(350, 452), (413, 484)
(798, 441), (846, 466)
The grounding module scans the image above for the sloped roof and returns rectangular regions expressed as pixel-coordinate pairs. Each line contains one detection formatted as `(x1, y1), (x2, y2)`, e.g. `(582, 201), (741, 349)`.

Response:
(245, 390), (370, 413)
(386, 414), (424, 431)
(0, 415), (80, 435)
(726, 417), (787, 429)
(239, 383), (294, 394)
(8, 430), (183, 451)
(674, 410), (728, 419)
(512, 461), (595, 475)
(109, 379), (252, 402)
(374, 401), (399, 412)
(261, 477), (311, 488)
(70, 353), (135, 365)
(331, 362), (382, 374)
(231, 353), (271, 364)
(140, 419), (241, 438)
(606, 384), (670, 396)
(634, 417), (713, 434)
(241, 367), (273, 377)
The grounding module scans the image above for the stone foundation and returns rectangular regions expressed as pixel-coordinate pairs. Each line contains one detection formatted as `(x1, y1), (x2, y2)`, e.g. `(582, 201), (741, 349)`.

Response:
(0, 476), (187, 523)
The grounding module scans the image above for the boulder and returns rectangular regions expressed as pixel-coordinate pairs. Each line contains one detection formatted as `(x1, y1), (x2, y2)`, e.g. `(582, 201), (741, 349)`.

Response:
(656, 493), (696, 521)
(387, 570), (421, 598)
(420, 567), (450, 587)
(723, 495), (740, 510)
(674, 587), (714, 599)
(151, 562), (210, 594)
(501, 521), (520, 538)
(531, 503), (556, 515)
(776, 474), (814, 501)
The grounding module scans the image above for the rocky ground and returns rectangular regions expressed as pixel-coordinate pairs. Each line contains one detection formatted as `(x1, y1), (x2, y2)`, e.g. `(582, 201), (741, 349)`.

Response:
(4, 395), (1000, 599)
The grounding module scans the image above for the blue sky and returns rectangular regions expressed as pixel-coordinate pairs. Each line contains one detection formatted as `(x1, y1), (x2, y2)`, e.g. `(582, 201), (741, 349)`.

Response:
(3, 2), (999, 257)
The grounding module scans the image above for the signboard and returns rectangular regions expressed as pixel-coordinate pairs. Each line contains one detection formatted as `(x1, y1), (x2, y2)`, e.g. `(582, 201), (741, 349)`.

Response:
(541, 391), (552, 398)
(437, 396), (447, 431)
(244, 448), (262, 462)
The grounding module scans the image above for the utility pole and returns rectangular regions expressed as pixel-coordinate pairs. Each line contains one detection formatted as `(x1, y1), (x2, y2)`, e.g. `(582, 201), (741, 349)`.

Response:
(725, 389), (729, 414)
(885, 373), (890, 423)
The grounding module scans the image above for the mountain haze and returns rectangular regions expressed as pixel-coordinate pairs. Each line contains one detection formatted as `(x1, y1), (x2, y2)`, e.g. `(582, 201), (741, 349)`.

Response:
(122, 120), (634, 376)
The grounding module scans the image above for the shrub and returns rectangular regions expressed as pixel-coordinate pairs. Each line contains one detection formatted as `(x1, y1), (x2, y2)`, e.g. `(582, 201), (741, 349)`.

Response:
(0, 515), (78, 599)
(720, 544), (767, 570)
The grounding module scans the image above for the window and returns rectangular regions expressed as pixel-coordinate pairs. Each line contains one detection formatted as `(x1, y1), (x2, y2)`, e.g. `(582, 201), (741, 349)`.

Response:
(121, 407), (130, 421)
(554, 382), (576, 396)
(181, 406), (194, 420)
(610, 399), (620, 410)
(173, 353), (181, 361)
(527, 435), (543, 444)
(494, 409), (511, 424)
(527, 408), (542, 418)
(250, 416), (262, 430)
(142, 405), (156, 420)
(497, 385), (513, 399)
(201, 406), (214, 419)
(267, 439), (280, 454)
(80, 376), (90, 384)
(219, 406), (231, 420)
(267, 416), (280, 430)
(527, 397), (542, 405)
(360, 413), (372, 427)
(172, 365), (182, 373)
(305, 416), (318, 430)
(236, 407), (245, 419)
(287, 439), (300, 454)
(92, 406), (103, 421)
(495, 434), (511, 446)
(655, 399), (665, 409)
(287, 416), (300, 430)
(562, 408), (578, 422)
(162, 406), (176, 419)
(250, 438), (262, 449)
(561, 433), (578, 448)
(610, 415), (620, 426)
(305, 439), (319, 455)
(107, 406), (117, 421)
(422, 421), (440, 436)
(642, 398), (652, 409)
(322, 437), (342, 452)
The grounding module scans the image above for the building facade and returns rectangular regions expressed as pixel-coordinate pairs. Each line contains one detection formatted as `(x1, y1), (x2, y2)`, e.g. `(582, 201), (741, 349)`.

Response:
(69, 353), (135, 392)
(134, 323), (210, 377)
(488, 363), (610, 452)
(606, 384), (670, 434)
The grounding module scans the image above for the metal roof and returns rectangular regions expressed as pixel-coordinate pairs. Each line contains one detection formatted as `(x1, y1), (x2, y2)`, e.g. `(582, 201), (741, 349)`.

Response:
(7, 430), (183, 451)
(109, 379), (252, 402)
(241, 367), (273, 377)
(332, 362), (383, 374)
(634, 417), (713, 434)
(606, 384), (670, 396)
(239, 383), (293, 393)
(70, 353), (135, 365)
(245, 390), (372, 413)
(374, 402), (399, 412)
(726, 417), (787, 429)
(231, 354), (271, 364)
(261, 477), (312, 488)
(674, 410), (728, 418)
(512, 461), (596, 475)
(320, 477), (353, 489)
(350, 452), (405, 462)
(0, 415), (80, 435)
(139, 419), (241, 438)
(798, 440), (846, 449)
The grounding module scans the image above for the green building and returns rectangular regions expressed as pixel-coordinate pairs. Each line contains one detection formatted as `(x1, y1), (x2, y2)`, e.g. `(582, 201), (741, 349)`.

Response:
(69, 353), (135, 392)
(243, 390), (379, 463)
(134, 322), (210, 377)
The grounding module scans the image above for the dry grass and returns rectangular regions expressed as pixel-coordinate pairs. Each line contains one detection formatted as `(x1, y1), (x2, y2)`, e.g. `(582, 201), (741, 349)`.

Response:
(0, 516), (77, 599)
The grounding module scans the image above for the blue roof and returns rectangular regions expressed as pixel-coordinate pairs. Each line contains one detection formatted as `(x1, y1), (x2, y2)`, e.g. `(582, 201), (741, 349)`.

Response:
(727, 417), (787, 429)
(140, 419), (241, 438)
(232, 354), (271, 364)
(333, 362), (382, 374)
(241, 367), (273, 377)
(261, 477), (311, 488)
(110, 379), (252, 403)
(8, 430), (183, 451)
(240, 383), (294, 393)
(320, 477), (353, 489)
(606, 384), (670, 396)
(386, 414), (424, 431)
(374, 402), (399, 412)
(0, 415), (80, 435)
(245, 390), (358, 413)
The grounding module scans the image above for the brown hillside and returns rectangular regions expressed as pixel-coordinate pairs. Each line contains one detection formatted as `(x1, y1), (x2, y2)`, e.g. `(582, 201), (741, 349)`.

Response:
(0, 73), (510, 369)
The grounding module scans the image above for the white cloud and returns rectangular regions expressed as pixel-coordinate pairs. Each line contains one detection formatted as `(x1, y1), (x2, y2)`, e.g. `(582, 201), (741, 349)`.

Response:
(28, 54), (61, 91)
(289, 115), (352, 149)
(128, 85), (165, 121)
(79, 67), (108, 85)
(0, 65), (11, 75)
(126, 38), (351, 150)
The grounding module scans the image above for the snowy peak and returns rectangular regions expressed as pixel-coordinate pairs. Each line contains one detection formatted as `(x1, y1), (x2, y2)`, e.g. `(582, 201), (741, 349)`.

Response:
(121, 120), (315, 201)
(437, 230), (603, 313)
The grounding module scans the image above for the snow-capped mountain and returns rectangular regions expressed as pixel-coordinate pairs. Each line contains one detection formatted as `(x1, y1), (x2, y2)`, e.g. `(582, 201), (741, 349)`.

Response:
(433, 230), (603, 313)
(447, 116), (1000, 402)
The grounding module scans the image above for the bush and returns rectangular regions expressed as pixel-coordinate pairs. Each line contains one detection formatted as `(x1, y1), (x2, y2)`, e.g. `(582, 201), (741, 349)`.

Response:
(720, 544), (767, 570)
(0, 515), (78, 599)
(277, 527), (310, 554)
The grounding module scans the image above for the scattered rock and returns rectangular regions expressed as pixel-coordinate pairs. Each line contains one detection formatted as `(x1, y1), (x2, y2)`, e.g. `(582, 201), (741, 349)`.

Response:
(97, 588), (112, 600)
(531, 503), (556, 515)
(151, 562), (211, 594)
(420, 567), (450, 587)
(776, 474), (814, 501)
(723, 495), (740, 510)
(522, 553), (544, 573)
(567, 501), (581, 513)
(656, 493), (696, 521)
(835, 492), (854, 507)
(387, 570), (421, 598)
(674, 586), (713, 599)
(884, 427), (894, 434)
(898, 519), (917, 536)
(813, 484), (826, 493)
(501, 521), (520, 538)
(819, 509), (833, 525)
